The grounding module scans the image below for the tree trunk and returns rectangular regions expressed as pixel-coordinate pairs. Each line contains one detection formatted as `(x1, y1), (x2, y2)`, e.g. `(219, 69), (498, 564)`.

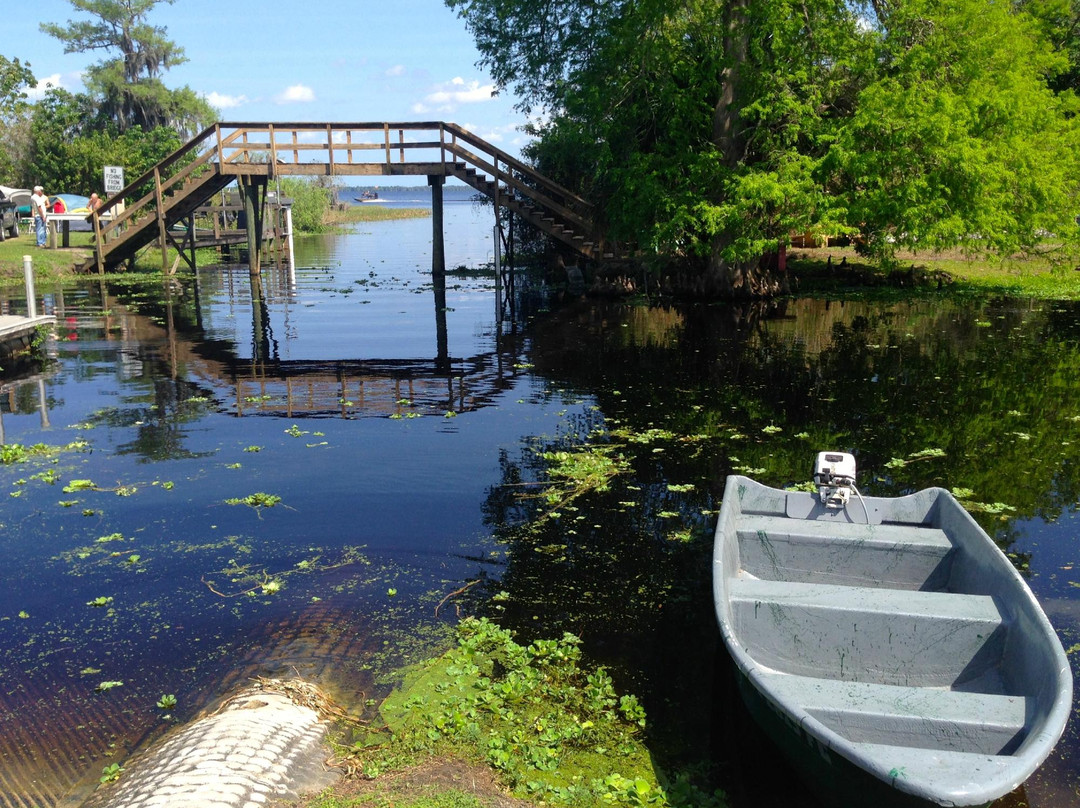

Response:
(707, 0), (786, 298)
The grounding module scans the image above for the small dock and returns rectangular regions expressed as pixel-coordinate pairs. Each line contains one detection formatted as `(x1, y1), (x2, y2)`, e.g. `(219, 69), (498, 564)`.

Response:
(0, 314), (54, 363)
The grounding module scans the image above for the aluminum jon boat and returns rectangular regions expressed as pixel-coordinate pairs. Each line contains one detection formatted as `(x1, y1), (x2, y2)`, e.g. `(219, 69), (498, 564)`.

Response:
(713, 452), (1072, 807)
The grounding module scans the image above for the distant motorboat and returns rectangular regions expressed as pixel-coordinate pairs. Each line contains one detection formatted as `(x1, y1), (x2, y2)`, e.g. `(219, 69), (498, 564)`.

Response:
(355, 190), (382, 202)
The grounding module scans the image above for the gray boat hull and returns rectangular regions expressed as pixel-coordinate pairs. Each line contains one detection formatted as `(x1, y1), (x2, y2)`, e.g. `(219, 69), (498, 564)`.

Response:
(713, 476), (1072, 807)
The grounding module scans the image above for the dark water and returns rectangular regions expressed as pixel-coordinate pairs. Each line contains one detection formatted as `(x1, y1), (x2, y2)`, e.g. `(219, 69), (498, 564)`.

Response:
(0, 188), (1077, 806)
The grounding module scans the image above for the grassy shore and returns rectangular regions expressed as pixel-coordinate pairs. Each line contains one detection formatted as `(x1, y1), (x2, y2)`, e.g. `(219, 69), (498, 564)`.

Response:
(788, 245), (1080, 299)
(0, 205), (432, 287)
(324, 204), (430, 228)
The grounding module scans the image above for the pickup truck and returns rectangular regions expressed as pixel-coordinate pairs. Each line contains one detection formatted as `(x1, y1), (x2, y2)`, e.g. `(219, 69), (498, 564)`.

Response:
(0, 187), (23, 241)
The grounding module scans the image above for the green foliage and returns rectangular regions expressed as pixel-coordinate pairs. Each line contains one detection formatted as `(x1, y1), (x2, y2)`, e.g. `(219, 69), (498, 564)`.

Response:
(224, 492), (282, 509)
(1, 440), (89, 465)
(40, 0), (213, 134)
(0, 55), (35, 120)
(539, 448), (629, 504)
(453, 0), (1080, 282)
(829, 0), (1080, 262)
(99, 762), (123, 783)
(367, 617), (706, 807)
(277, 177), (334, 233)
(156, 694), (177, 710)
(28, 88), (184, 195)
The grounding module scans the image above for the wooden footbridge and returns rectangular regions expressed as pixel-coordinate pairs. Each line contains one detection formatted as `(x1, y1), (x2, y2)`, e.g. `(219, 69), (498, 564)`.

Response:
(85, 122), (622, 274)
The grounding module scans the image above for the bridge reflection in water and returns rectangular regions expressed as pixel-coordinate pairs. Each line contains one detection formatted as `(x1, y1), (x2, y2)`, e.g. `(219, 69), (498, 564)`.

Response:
(148, 260), (529, 421)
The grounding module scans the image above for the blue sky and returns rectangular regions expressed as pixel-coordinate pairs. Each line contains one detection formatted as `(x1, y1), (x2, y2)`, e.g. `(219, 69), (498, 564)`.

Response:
(5, 0), (533, 161)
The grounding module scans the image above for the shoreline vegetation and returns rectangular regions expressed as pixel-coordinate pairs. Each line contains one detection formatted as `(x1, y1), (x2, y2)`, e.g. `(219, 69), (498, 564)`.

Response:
(3, 229), (1079, 300)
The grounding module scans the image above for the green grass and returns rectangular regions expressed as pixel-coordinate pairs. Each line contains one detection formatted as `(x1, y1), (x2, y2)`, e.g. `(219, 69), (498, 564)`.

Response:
(788, 246), (1080, 299)
(0, 230), (95, 284)
(324, 205), (431, 228)
(305, 791), (486, 808)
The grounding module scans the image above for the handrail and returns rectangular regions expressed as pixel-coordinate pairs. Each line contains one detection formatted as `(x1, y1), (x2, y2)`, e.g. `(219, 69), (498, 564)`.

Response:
(88, 121), (604, 272)
(440, 122), (592, 213)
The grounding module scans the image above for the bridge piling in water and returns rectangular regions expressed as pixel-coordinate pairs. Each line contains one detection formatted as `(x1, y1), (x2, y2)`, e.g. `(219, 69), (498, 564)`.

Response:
(429, 175), (445, 277)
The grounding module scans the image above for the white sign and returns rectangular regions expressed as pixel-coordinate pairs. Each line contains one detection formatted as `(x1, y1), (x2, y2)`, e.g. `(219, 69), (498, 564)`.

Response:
(104, 166), (124, 194)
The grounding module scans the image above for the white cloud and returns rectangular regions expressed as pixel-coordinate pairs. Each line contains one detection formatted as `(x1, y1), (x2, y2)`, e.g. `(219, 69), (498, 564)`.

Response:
(385, 65), (406, 77)
(275, 84), (316, 104)
(25, 74), (65, 100)
(205, 91), (249, 110)
(415, 77), (496, 114)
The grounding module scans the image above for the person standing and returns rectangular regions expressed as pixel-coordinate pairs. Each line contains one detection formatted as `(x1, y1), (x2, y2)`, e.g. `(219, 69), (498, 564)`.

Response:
(30, 186), (49, 247)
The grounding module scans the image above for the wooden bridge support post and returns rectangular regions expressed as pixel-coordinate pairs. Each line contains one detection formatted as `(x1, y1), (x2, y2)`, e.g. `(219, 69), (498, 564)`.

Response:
(154, 167), (169, 274)
(249, 271), (271, 363)
(429, 175), (445, 277)
(434, 270), (449, 372)
(238, 176), (268, 274)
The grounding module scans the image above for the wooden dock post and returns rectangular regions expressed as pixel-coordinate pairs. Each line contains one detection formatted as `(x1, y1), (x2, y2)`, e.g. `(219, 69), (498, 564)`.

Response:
(429, 175), (445, 277)
(238, 176), (268, 274)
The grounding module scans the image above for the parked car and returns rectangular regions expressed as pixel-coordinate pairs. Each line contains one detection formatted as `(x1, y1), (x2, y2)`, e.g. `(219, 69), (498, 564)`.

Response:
(0, 185), (26, 241)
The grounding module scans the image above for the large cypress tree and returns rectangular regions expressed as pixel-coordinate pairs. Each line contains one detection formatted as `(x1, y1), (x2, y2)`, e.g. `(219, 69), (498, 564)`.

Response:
(41, 0), (214, 136)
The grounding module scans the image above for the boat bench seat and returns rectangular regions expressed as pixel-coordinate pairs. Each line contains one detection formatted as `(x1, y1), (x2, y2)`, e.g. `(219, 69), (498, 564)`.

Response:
(736, 514), (955, 590)
(755, 671), (1027, 755)
(729, 577), (1006, 688)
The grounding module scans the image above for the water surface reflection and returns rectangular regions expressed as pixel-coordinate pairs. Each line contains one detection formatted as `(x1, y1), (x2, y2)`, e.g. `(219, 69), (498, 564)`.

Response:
(0, 241), (1076, 806)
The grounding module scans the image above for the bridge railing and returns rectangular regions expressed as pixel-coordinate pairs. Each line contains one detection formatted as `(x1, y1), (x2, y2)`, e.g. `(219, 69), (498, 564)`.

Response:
(88, 122), (596, 270)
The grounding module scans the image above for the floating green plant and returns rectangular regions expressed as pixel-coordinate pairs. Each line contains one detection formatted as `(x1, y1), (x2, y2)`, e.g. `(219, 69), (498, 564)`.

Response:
(100, 763), (123, 783)
(885, 448), (947, 469)
(30, 469), (60, 485)
(224, 492), (282, 509)
(95, 681), (123, 693)
(87, 596), (114, 608)
(157, 694), (177, 710)
(63, 479), (97, 492)
(1, 440), (88, 465)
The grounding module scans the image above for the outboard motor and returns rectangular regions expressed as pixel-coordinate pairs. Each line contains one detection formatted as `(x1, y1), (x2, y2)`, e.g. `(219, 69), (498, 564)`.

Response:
(814, 451), (857, 508)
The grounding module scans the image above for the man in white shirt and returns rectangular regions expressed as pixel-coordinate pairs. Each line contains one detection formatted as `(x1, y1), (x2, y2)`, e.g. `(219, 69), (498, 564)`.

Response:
(30, 186), (49, 247)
